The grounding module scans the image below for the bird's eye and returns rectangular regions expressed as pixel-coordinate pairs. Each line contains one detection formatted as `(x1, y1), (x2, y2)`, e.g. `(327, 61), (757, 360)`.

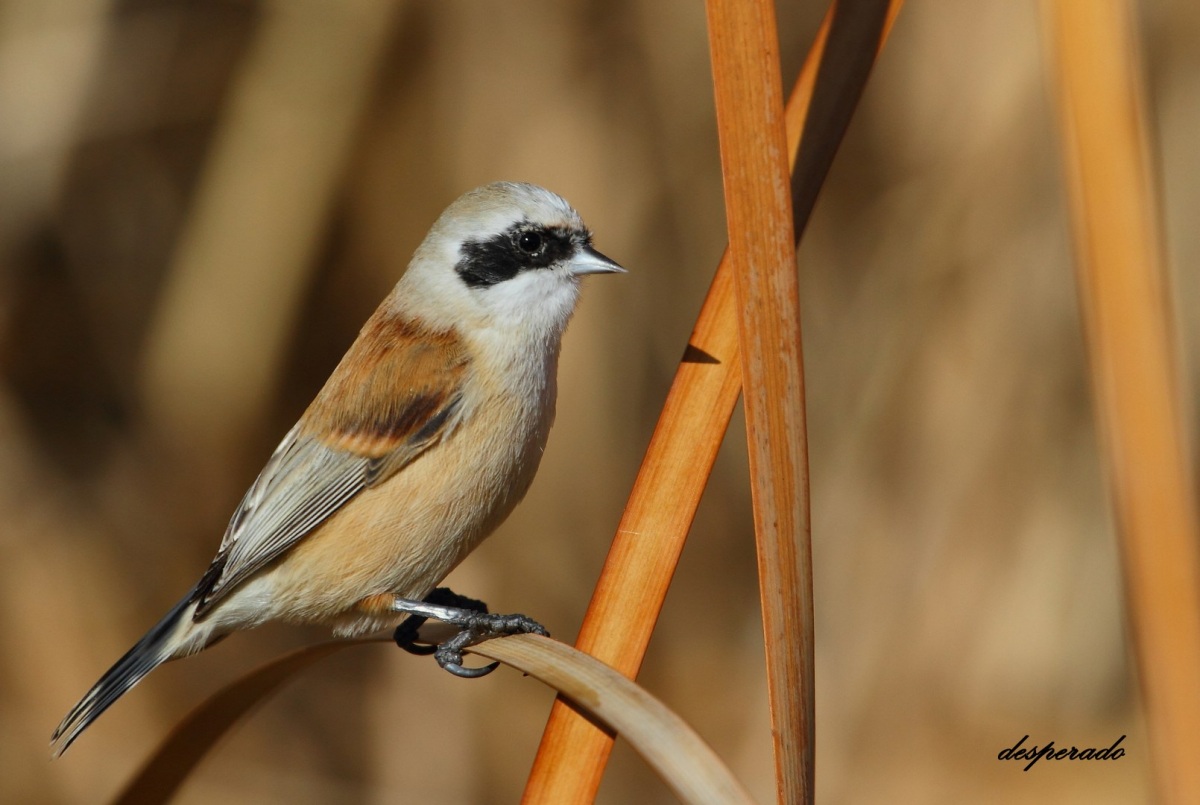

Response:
(517, 231), (543, 254)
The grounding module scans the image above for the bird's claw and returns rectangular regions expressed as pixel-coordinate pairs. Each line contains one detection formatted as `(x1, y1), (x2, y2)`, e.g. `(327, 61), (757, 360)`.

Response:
(432, 611), (547, 678)
(392, 587), (548, 678)
(437, 655), (501, 679)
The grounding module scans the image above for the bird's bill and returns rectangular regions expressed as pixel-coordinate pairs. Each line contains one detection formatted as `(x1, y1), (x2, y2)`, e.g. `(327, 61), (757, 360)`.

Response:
(569, 246), (626, 276)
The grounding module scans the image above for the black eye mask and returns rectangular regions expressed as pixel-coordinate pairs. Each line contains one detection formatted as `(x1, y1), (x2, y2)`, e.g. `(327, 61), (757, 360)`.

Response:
(455, 223), (585, 288)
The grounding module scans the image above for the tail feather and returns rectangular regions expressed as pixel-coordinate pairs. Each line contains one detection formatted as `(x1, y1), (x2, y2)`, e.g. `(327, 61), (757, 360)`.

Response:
(51, 593), (198, 756)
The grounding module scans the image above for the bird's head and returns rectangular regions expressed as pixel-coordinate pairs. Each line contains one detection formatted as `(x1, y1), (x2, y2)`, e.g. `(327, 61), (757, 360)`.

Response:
(396, 182), (624, 338)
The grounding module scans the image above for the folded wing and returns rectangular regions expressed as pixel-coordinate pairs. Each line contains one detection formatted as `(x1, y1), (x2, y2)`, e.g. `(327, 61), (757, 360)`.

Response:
(193, 311), (471, 616)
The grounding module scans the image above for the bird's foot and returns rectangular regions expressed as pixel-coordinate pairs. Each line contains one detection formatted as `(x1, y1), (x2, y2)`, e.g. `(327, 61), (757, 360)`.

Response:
(392, 587), (548, 678)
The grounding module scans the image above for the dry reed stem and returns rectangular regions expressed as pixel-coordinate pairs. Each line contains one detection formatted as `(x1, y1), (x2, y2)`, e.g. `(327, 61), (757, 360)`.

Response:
(116, 635), (754, 805)
(523, 255), (742, 803)
(704, 0), (810, 800)
(471, 636), (754, 805)
(1044, 2), (1200, 802)
(523, 4), (901, 802)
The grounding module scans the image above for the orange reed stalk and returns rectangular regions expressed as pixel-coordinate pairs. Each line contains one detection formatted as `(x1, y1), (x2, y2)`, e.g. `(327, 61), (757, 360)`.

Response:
(704, 0), (809, 798)
(1045, 2), (1200, 802)
(523, 3), (902, 802)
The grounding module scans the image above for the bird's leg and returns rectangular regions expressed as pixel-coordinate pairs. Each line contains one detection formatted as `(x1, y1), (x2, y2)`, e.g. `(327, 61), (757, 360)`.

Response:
(391, 587), (548, 678)
(391, 587), (486, 657)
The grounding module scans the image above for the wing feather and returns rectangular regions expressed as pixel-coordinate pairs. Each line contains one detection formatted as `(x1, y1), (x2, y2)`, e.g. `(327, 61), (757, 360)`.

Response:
(193, 310), (470, 617)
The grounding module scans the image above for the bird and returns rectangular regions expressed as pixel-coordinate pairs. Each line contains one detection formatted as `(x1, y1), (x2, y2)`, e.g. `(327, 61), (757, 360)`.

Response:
(51, 181), (624, 755)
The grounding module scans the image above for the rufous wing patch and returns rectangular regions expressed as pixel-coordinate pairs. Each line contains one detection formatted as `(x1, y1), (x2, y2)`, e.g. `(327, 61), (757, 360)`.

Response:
(300, 311), (470, 459)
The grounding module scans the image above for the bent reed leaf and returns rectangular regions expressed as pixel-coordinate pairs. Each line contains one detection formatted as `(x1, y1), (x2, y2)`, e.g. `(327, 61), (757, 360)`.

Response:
(114, 635), (752, 805)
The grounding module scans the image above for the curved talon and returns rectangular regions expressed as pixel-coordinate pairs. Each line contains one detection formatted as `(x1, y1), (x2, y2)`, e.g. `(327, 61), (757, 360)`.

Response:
(441, 659), (500, 678)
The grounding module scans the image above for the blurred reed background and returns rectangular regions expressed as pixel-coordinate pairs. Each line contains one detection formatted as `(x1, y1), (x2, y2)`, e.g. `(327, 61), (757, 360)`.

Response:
(1, 1), (1197, 802)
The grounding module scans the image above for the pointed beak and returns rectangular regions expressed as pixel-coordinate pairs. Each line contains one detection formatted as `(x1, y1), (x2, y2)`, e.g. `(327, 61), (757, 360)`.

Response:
(569, 246), (626, 276)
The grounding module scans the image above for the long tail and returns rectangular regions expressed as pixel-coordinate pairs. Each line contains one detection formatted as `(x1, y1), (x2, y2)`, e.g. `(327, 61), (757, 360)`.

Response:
(51, 592), (204, 756)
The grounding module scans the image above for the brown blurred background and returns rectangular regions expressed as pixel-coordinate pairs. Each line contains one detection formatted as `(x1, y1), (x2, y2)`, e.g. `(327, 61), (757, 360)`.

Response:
(2, 1), (1197, 802)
